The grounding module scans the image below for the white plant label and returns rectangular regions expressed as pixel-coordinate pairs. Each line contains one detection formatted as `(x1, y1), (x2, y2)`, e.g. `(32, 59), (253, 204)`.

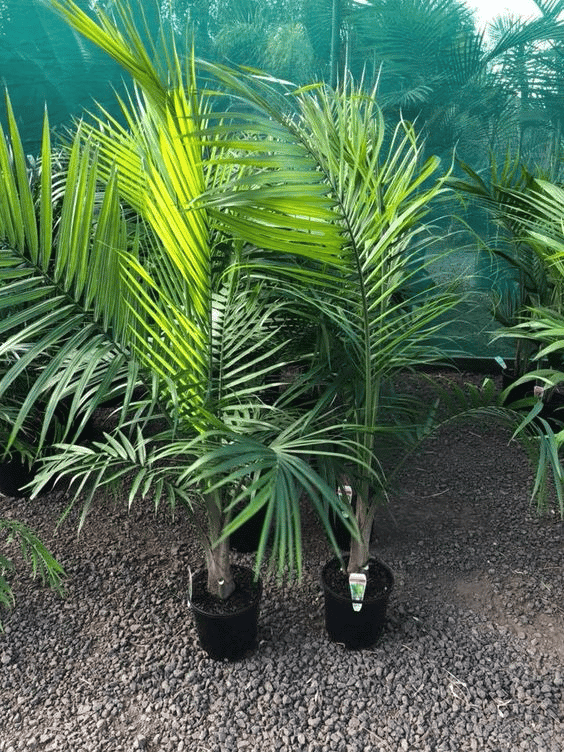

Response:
(349, 572), (367, 612)
(338, 484), (353, 522)
(338, 485), (353, 502)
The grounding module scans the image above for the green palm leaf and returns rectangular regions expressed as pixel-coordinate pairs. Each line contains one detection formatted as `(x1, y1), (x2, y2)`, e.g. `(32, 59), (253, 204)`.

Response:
(0, 518), (65, 631)
(0, 94), (142, 451)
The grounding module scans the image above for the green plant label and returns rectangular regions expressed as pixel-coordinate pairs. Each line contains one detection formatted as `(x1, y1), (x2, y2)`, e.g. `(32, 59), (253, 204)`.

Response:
(349, 572), (367, 612)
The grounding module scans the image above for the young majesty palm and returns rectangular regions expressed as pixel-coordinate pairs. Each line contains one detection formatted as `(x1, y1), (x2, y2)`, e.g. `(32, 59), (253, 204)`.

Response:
(275, 86), (460, 573)
(0, 0), (369, 600)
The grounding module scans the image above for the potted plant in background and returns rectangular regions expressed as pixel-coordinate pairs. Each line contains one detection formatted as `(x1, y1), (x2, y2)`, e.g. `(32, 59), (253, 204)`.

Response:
(483, 173), (564, 505)
(0, 0), (370, 660)
(449, 156), (559, 403)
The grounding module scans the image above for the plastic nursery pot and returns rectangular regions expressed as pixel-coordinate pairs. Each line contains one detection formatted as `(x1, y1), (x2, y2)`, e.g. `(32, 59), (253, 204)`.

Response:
(0, 455), (35, 498)
(321, 557), (394, 650)
(501, 371), (534, 406)
(328, 511), (351, 551)
(190, 565), (262, 661)
(229, 506), (268, 553)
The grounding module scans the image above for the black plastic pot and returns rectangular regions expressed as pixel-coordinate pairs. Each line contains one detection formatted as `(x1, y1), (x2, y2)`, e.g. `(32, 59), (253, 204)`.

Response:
(0, 455), (35, 497)
(321, 557), (393, 649)
(190, 565), (262, 661)
(230, 507), (269, 553)
(501, 371), (534, 406)
(541, 391), (564, 430)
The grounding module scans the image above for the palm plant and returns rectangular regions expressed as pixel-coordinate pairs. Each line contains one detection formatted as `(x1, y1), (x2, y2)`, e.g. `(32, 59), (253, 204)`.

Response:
(0, 92), (141, 456)
(487, 1), (564, 173)
(472, 172), (564, 512)
(0, 518), (65, 632)
(489, 176), (564, 369)
(450, 155), (557, 380)
(269, 85), (460, 574)
(342, 0), (564, 170)
(0, 0), (371, 603)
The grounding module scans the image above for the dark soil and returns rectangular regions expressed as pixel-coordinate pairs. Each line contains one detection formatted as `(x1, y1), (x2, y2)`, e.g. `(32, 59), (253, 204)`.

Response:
(321, 557), (394, 601)
(190, 564), (261, 615)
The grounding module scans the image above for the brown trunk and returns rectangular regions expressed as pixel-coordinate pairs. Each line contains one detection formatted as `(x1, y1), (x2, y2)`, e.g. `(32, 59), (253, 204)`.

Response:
(205, 537), (235, 599)
(204, 491), (235, 600)
(346, 491), (372, 574)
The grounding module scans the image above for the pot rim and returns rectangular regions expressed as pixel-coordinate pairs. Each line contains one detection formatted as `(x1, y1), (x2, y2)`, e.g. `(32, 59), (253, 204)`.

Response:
(190, 565), (262, 618)
(321, 556), (394, 605)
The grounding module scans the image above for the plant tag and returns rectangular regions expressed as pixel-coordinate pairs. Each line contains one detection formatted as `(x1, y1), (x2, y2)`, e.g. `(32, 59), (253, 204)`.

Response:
(349, 572), (367, 612)
(338, 484), (353, 503)
(187, 567), (193, 608)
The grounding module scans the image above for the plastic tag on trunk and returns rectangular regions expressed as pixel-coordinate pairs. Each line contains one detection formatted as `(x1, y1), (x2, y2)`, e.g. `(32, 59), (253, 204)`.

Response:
(338, 485), (353, 503)
(349, 572), (367, 612)
(338, 485), (353, 525)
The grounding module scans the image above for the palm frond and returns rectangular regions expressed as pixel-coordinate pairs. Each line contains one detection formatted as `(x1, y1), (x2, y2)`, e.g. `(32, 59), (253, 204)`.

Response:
(0, 518), (66, 631)
(0, 97), (142, 451)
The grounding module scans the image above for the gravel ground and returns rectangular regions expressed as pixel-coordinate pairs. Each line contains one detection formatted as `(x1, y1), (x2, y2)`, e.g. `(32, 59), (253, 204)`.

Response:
(1, 375), (563, 752)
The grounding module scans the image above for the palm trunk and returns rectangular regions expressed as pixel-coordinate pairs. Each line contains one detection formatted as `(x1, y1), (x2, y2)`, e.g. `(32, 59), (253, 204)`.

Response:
(346, 491), (372, 573)
(205, 537), (235, 599)
(329, 0), (342, 88)
(204, 491), (235, 599)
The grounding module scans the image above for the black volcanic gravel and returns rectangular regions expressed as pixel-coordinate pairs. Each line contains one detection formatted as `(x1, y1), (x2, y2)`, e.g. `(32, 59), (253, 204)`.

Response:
(0, 374), (563, 752)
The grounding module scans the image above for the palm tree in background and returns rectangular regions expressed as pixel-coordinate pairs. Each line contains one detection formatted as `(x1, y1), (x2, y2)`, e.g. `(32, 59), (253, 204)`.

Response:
(192, 0), (315, 82)
(143, 0), (564, 172)
(350, 0), (564, 168)
(487, 0), (564, 175)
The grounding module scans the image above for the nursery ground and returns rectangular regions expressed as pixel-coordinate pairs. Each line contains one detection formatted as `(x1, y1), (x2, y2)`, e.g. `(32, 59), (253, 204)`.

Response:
(0, 372), (563, 752)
